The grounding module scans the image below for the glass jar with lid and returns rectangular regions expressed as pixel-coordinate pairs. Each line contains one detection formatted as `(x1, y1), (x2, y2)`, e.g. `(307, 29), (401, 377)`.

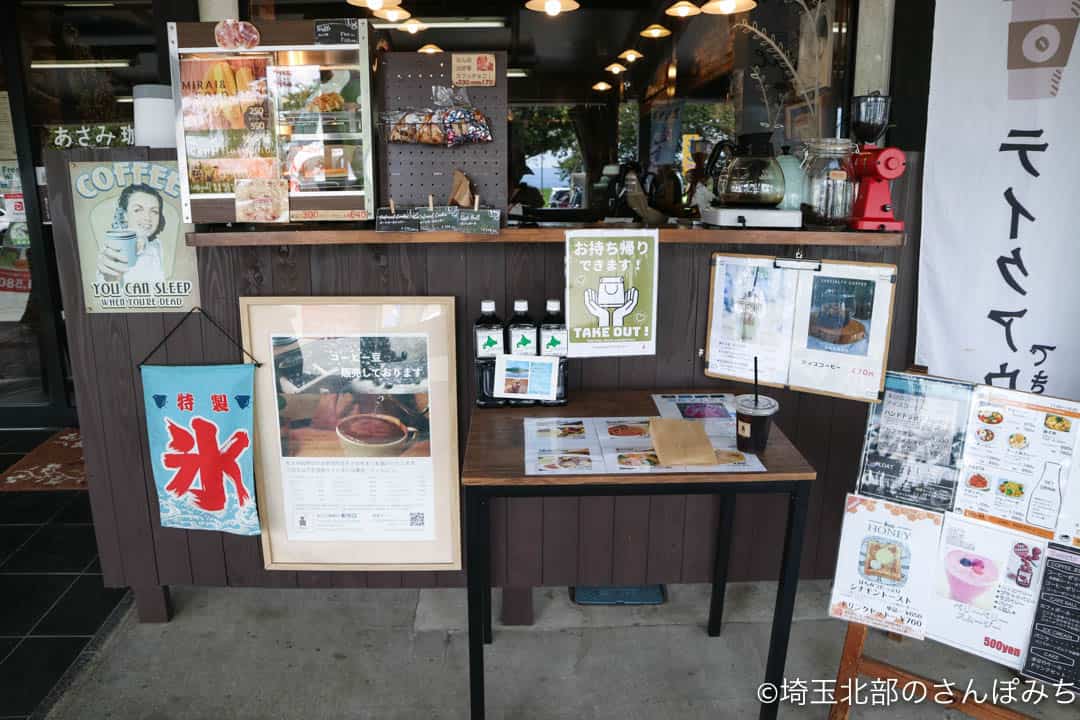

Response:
(801, 138), (858, 229)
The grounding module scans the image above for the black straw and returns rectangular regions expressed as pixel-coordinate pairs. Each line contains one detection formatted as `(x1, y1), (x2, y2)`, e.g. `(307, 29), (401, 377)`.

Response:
(754, 356), (759, 406)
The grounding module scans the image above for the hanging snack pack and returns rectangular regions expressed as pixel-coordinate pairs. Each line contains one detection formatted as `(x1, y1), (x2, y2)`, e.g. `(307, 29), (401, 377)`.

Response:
(386, 86), (493, 148)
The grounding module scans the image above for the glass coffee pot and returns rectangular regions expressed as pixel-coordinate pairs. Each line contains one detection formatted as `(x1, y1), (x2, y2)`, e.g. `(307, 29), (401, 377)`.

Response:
(708, 132), (786, 207)
(801, 138), (858, 229)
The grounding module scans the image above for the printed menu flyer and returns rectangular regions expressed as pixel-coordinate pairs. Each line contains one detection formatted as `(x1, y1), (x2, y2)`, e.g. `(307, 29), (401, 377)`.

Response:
(523, 416), (764, 476)
(953, 387), (1080, 543)
(1023, 544), (1080, 688)
(927, 513), (1046, 670)
(829, 494), (944, 640)
(856, 372), (974, 513)
(706, 255), (896, 403)
(651, 392), (736, 435)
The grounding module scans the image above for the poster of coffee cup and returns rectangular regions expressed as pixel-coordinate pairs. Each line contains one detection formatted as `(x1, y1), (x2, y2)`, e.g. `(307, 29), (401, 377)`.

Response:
(806, 275), (875, 357)
(68, 161), (200, 313)
(272, 334), (432, 458)
(493, 354), (559, 402)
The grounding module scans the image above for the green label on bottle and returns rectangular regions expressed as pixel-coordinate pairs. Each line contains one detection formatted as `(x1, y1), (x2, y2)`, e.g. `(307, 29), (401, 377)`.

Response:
(476, 329), (502, 358)
(510, 328), (537, 355)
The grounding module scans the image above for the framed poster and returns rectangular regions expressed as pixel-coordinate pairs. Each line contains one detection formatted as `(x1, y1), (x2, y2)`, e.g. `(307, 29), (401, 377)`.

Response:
(69, 161), (200, 313)
(705, 254), (896, 403)
(239, 296), (460, 571)
(565, 229), (658, 358)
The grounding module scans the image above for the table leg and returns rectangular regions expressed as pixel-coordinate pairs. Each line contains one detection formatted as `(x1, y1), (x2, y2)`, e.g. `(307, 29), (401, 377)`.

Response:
(758, 482), (811, 720)
(708, 494), (736, 637)
(466, 488), (488, 720)
(481, 498), (493, 645)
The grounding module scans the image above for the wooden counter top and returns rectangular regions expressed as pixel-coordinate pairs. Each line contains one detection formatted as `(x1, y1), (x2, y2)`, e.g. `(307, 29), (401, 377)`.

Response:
(461, 390), (816, 487)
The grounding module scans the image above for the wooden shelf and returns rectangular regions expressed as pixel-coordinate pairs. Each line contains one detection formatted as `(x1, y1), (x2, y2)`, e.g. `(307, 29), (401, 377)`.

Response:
(187, 225), (905, 248)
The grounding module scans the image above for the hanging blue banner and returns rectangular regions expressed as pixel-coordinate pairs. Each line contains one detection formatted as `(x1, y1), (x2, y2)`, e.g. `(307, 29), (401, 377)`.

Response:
(141, 364), (260, 536)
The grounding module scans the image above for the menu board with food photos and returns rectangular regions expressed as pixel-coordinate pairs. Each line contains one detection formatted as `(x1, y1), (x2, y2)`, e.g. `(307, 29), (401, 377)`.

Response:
(1023, 544), (1080, 688)
(522, 416), (764, 476)
(829, 494), (944, 640)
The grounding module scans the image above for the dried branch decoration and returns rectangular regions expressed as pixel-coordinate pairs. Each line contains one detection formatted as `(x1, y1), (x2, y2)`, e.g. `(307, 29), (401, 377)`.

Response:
(732, 21), (815, 124)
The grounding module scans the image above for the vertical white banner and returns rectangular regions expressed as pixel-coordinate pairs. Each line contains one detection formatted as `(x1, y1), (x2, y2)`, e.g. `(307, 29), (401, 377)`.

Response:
(917, 0), (1080, 400)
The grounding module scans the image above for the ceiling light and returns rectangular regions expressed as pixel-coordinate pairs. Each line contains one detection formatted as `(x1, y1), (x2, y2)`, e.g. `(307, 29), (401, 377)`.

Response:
(344, 0), (402, 8)
(417, 44), (443, 54)
(700, 0), (756, 14)
(507, 68), (529, 78)
(605, 63), (627, 75)
(373, 7), (410, 22)
(640, 24), (672, 39)
(618, 49), (643, 63)
(400, 19), (425, 33)
(665, 1), (702, 18)
(30, 59), (132, 69)
(592, 81), (612, 91)
(371, 18), (506, 29)
(524, 0), (580, 17)
(115, 96), (133, 104)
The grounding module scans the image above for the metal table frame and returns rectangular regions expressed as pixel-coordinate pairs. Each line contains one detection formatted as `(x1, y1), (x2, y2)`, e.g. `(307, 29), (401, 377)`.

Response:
(465, 478), (812, 720)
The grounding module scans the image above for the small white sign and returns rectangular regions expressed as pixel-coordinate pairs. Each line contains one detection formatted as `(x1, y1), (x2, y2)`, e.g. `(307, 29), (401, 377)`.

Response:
(493, 354), (559, 402)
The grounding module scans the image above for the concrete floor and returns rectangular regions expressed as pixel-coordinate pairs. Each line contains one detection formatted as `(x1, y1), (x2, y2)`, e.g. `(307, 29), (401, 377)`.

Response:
(44, 582), (1078, 720)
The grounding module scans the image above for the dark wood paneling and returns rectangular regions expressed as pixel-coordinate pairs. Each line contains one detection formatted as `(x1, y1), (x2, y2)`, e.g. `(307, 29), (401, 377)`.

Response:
(53, 149), (923, 593)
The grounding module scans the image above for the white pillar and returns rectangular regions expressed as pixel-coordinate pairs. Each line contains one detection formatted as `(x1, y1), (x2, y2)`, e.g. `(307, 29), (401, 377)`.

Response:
(198, 0), (240, 22)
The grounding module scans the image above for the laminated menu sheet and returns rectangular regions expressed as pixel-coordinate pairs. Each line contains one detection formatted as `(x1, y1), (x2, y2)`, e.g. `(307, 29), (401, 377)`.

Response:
(522, 416), (764, 476)
(1023, 544), (1080, 688)
(705, 254), (896, 403)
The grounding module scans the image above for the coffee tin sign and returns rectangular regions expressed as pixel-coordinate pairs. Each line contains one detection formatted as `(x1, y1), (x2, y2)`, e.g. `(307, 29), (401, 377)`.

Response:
(564, 229), (659, 358)
(69, 161), (200, 313)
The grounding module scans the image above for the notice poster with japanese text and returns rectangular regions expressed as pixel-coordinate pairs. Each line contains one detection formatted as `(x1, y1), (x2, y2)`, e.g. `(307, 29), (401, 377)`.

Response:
(856, 372), (975, 513)
(706, 255), (895, 402)
(141, 364), (259, 536)
(953, 387), (1080, 543)
(565, 229), (658, 358)
(705, 255), (798, 386)
(829, 494), (944, 640)
(927, 513), (1046, 670)
(272, 335), (435, 542)
(69, 161), (200, 313)
(1022, 543), (1080, 687)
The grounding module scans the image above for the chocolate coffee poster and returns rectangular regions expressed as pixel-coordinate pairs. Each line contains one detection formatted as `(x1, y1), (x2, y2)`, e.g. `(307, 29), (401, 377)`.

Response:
(565, 229), (658, 358)
(69, 161), (200, 313)
(271, 334), (435, 542)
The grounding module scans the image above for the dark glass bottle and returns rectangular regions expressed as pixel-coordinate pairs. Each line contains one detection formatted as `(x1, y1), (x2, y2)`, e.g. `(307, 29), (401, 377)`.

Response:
(539, 299), (568, 406)
(506, 299), (538, 407)
(474, 299), (505, 407)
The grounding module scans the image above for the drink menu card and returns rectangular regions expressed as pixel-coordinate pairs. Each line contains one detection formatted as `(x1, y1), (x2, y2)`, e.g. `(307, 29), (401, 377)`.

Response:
(651, 392), (736, 435)
(523, 416), (765, 476)
(1023, 544), (1080, 688)
(856, 372), (974, 513)
(829, 494), (944, 640)
(927, 513), (1046, 670)
(706, 255), (896, 403)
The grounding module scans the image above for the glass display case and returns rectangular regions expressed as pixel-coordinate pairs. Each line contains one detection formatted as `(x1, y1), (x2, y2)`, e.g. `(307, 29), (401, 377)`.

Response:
(168, 20), (376, 223)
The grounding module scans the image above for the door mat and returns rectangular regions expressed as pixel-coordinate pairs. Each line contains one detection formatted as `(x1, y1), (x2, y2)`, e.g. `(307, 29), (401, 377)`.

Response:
(0, 428), (86, 491)
(570, 585), (666, 605)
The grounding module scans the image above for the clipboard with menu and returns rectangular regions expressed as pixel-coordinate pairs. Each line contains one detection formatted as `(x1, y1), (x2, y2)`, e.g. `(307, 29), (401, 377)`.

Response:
(704, 253), (897, 403)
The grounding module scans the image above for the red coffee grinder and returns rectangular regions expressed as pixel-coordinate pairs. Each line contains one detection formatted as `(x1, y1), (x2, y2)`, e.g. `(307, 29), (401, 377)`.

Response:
(849, 92), (905, 231)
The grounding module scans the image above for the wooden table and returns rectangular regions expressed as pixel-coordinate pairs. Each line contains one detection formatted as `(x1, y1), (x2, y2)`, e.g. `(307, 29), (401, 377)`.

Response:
(461, 390), (817, 720)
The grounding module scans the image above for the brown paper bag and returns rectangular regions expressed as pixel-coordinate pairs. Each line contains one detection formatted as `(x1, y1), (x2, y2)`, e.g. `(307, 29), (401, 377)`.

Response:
(449, 169), (474, 207)
(649, 419), (717, 466)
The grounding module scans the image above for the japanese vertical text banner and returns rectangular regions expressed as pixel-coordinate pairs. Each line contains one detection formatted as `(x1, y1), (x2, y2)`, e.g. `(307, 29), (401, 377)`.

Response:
(141, 364), (260, 536)
(918, 0), (1080, 398)
(69, 161), (200, 313)
(565, 229), (659, 358)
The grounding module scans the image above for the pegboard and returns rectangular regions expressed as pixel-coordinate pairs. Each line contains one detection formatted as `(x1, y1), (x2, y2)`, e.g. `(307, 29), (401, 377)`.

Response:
(376, 51), (508, 214)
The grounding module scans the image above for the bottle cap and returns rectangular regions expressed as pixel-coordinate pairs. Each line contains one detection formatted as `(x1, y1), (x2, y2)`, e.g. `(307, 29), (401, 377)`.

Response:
(546, 299), (561, 313)
(481, 300), (495, 313)
(513, 299), (528, 312)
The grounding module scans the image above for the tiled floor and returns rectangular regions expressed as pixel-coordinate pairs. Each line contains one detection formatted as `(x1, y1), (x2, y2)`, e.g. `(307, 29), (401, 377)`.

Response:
(0, 490), (126, 720)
